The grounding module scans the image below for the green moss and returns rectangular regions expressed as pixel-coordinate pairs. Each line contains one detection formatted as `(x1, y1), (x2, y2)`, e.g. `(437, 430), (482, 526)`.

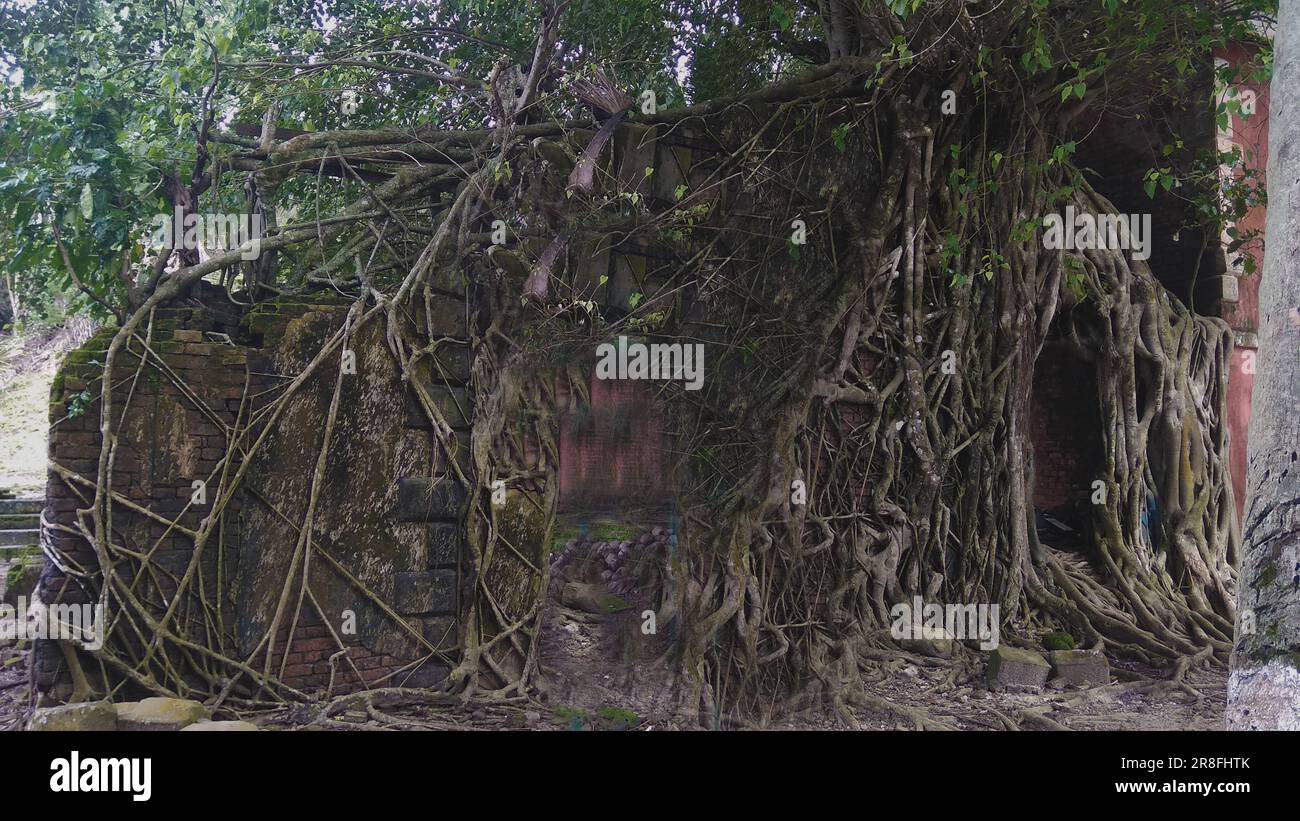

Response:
(596, 594), (632, 613)
(4, 549), (41, 599)
(1257, 563), (1277, 588)
(595, 706), (639, 730)
(1042, 631), (1076, 651)
(550, 520), (643, 555)
(550, 523), (581, 555)
(592, 522), (639, 542)
(551, 705), (640, 731)
(553, 706), (589, 731)
(5, 561), (32, 592)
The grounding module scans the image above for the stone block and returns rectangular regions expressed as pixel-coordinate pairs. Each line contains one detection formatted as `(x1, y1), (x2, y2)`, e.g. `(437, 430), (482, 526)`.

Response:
(115, 697), (208, 731)
(28, 701), (118, 731)
(428, 265), (470, 296)
(180, 720), (260, 731)
(395, 660), (450, 689)
(428, 345), (471, 383)
(428, 523), (461, 568)
(394, 477), (466, 523)
(985, 645), (1050, 692)
(432, 431), (472, 475)
(392, 569), (456, 615)
(404, 384), (471, 430)
(426, 294), (468, 337)
(418, 615), (459, 650)
(653, 142), (692, 202)
(1049, 649), (1110, 687)
(608, 253), (646, 311)
(616, 123), (657, 197)
(569, 240), (612, 297)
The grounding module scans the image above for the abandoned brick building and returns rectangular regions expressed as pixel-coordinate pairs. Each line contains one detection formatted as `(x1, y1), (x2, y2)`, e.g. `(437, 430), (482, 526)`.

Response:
(28, 43), (1269, 704)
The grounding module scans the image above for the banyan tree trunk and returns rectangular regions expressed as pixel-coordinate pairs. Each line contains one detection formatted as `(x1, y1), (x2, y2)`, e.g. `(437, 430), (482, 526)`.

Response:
(648, 95), (1238, 725)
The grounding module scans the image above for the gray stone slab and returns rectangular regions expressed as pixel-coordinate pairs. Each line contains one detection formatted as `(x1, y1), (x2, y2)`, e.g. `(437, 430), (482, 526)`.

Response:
(986, 645), (1051, 692)
(394, 477), (466, 523)
(393, 569), (457, 615)
(1049, 649), (1110, 687)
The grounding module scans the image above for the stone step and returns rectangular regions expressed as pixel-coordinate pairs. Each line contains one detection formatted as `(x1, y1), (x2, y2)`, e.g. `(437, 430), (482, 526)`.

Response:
(0, 499), (41, 515)
(0, 513), (40, 530)
(0, 530), (39, 547)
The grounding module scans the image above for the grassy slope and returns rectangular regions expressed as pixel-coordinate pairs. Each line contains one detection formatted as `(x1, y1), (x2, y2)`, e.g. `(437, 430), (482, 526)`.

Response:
(0, 328), (79, 497)
(0, 367), (49, 495)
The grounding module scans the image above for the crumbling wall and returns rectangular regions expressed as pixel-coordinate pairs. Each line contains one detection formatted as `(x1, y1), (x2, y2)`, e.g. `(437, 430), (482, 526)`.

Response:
(36, 294), (470, 699)
(32, 120), (715, 703)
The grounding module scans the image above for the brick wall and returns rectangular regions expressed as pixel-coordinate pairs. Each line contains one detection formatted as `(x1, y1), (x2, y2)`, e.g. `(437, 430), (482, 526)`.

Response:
(1029, 345), (1101, 513)
(36, 298), (460, 701)
(556, 375), (673, 514)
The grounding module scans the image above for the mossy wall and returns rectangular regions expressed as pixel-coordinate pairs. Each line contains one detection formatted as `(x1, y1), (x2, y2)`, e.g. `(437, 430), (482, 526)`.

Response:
(35, 296), (474, 698)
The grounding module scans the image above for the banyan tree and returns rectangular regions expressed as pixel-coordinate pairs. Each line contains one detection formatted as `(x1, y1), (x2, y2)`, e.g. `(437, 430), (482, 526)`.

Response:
(0, 0), (1272, 727)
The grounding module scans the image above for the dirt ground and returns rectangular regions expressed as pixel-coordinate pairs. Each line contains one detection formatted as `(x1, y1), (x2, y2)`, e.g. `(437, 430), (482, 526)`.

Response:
(0, 623), (1227, 731)
(528, 598), (1228, 731)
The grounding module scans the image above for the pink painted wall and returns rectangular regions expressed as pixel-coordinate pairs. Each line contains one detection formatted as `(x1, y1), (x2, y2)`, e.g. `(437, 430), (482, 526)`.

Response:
(555, 375), (673, 514)
(1216, 41), (1269, 525)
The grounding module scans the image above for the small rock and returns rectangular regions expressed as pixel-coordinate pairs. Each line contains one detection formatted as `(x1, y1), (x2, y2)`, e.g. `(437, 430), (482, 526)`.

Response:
(561, 581), (629, 613)
(524, 710), (541, 724)
(1049, 649), (1110, 687)
(900, 636), (953, 658)
(1048, 677), (1069, 691)
(180, 720), (260, 731)
(28, 701), (118, 732)
(985, 645), (1051, 692)
(116, 697), (208, 731)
